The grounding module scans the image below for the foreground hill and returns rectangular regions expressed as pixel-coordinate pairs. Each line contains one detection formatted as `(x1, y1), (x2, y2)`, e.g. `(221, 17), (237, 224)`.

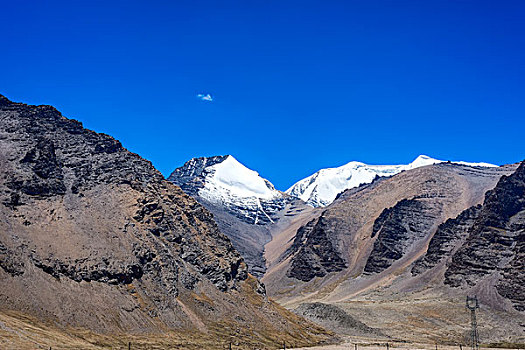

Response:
(0, 95), (331, 349)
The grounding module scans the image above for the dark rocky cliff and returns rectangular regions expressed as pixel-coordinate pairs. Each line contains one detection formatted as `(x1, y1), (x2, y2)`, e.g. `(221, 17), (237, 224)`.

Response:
(363, 198), (441, 274)
(444, 161), (525, 311)
(286, 215), (347, 282)
(411, 205), (482, 275)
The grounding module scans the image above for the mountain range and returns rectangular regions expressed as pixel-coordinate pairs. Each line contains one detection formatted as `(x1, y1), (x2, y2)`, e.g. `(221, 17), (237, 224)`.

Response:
(169, 153), (524, 344)
(268, 162), (524, 343)
(1, 94), (523, 348)
(167, 154), (500, 277)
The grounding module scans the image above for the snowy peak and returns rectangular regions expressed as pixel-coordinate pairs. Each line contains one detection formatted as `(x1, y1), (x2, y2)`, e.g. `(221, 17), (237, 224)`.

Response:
(169, 154), (497, 210)
(406, 155), (441, 169)
(168, 155), (286, 226)
(203, 155), (277, 200)
(286, 155), (497, 207)
(169, 156), (307, 277)
(168, 155), (279, 201)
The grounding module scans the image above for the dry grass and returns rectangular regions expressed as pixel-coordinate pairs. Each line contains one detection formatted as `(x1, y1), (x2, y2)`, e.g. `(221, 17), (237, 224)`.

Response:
(0, 305), (334, 350)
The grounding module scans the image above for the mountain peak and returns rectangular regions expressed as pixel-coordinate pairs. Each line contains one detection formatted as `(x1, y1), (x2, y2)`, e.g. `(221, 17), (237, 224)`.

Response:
(408, 155), (441, 169)
(168, 155), (282, 214)
(202, 155), (277, 200)
(413, 154), (435, 162)
(168, 155), (291, 275)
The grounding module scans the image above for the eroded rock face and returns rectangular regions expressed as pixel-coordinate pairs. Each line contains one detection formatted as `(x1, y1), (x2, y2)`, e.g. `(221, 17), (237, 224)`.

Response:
(411, 205), (482, 276)
(0, 242), (25, 276)
(364, 198), (441, 274)
(444, 161), (525, 311)
(0, 95), (332, 343)
(286, 215), (347, 282)
(496, 233), (525, 311)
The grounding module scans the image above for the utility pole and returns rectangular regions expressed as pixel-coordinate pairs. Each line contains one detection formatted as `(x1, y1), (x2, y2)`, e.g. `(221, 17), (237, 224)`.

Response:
(466, 296), (479, 350)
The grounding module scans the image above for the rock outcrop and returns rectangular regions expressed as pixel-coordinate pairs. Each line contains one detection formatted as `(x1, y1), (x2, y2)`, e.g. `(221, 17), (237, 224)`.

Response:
(411, 205), (482, 275)
(286, 215), (347, 282)
(294, 302), (384, 337)
(364, 198), (441, 274)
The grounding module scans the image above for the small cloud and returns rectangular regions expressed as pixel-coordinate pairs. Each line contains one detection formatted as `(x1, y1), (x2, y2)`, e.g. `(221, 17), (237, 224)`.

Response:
(197, 93), (213, 102)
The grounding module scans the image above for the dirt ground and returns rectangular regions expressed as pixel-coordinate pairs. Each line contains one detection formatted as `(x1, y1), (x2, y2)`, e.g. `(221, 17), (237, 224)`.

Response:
(290, 338), (523, 350)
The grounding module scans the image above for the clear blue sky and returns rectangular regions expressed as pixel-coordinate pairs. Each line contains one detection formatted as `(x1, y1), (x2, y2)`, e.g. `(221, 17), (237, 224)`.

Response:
(1, 1), (524, 190)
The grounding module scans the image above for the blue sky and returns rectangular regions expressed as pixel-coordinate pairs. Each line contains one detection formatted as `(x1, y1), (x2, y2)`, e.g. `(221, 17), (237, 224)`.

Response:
(1, 1), (524, 190)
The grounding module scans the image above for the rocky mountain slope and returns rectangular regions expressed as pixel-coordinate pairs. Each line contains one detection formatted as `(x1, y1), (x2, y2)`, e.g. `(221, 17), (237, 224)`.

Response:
(168, 155), (311, 277)
(263, 162), (524, 343)
(266, 163), (514, 294)
(442, 161), (525, 311)
(0, 95), (331, 349)
(286, 155), (497, 207)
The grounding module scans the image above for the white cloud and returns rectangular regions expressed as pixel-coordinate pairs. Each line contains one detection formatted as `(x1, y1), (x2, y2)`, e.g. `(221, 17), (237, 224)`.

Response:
(197, 93), (213, 102)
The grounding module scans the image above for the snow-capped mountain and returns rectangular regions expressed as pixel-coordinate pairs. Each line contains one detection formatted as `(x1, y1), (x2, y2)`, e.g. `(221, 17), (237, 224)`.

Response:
(286, 155), (497, 207)
(168, 155), (309, 277)
(168, 155), (286, 225)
